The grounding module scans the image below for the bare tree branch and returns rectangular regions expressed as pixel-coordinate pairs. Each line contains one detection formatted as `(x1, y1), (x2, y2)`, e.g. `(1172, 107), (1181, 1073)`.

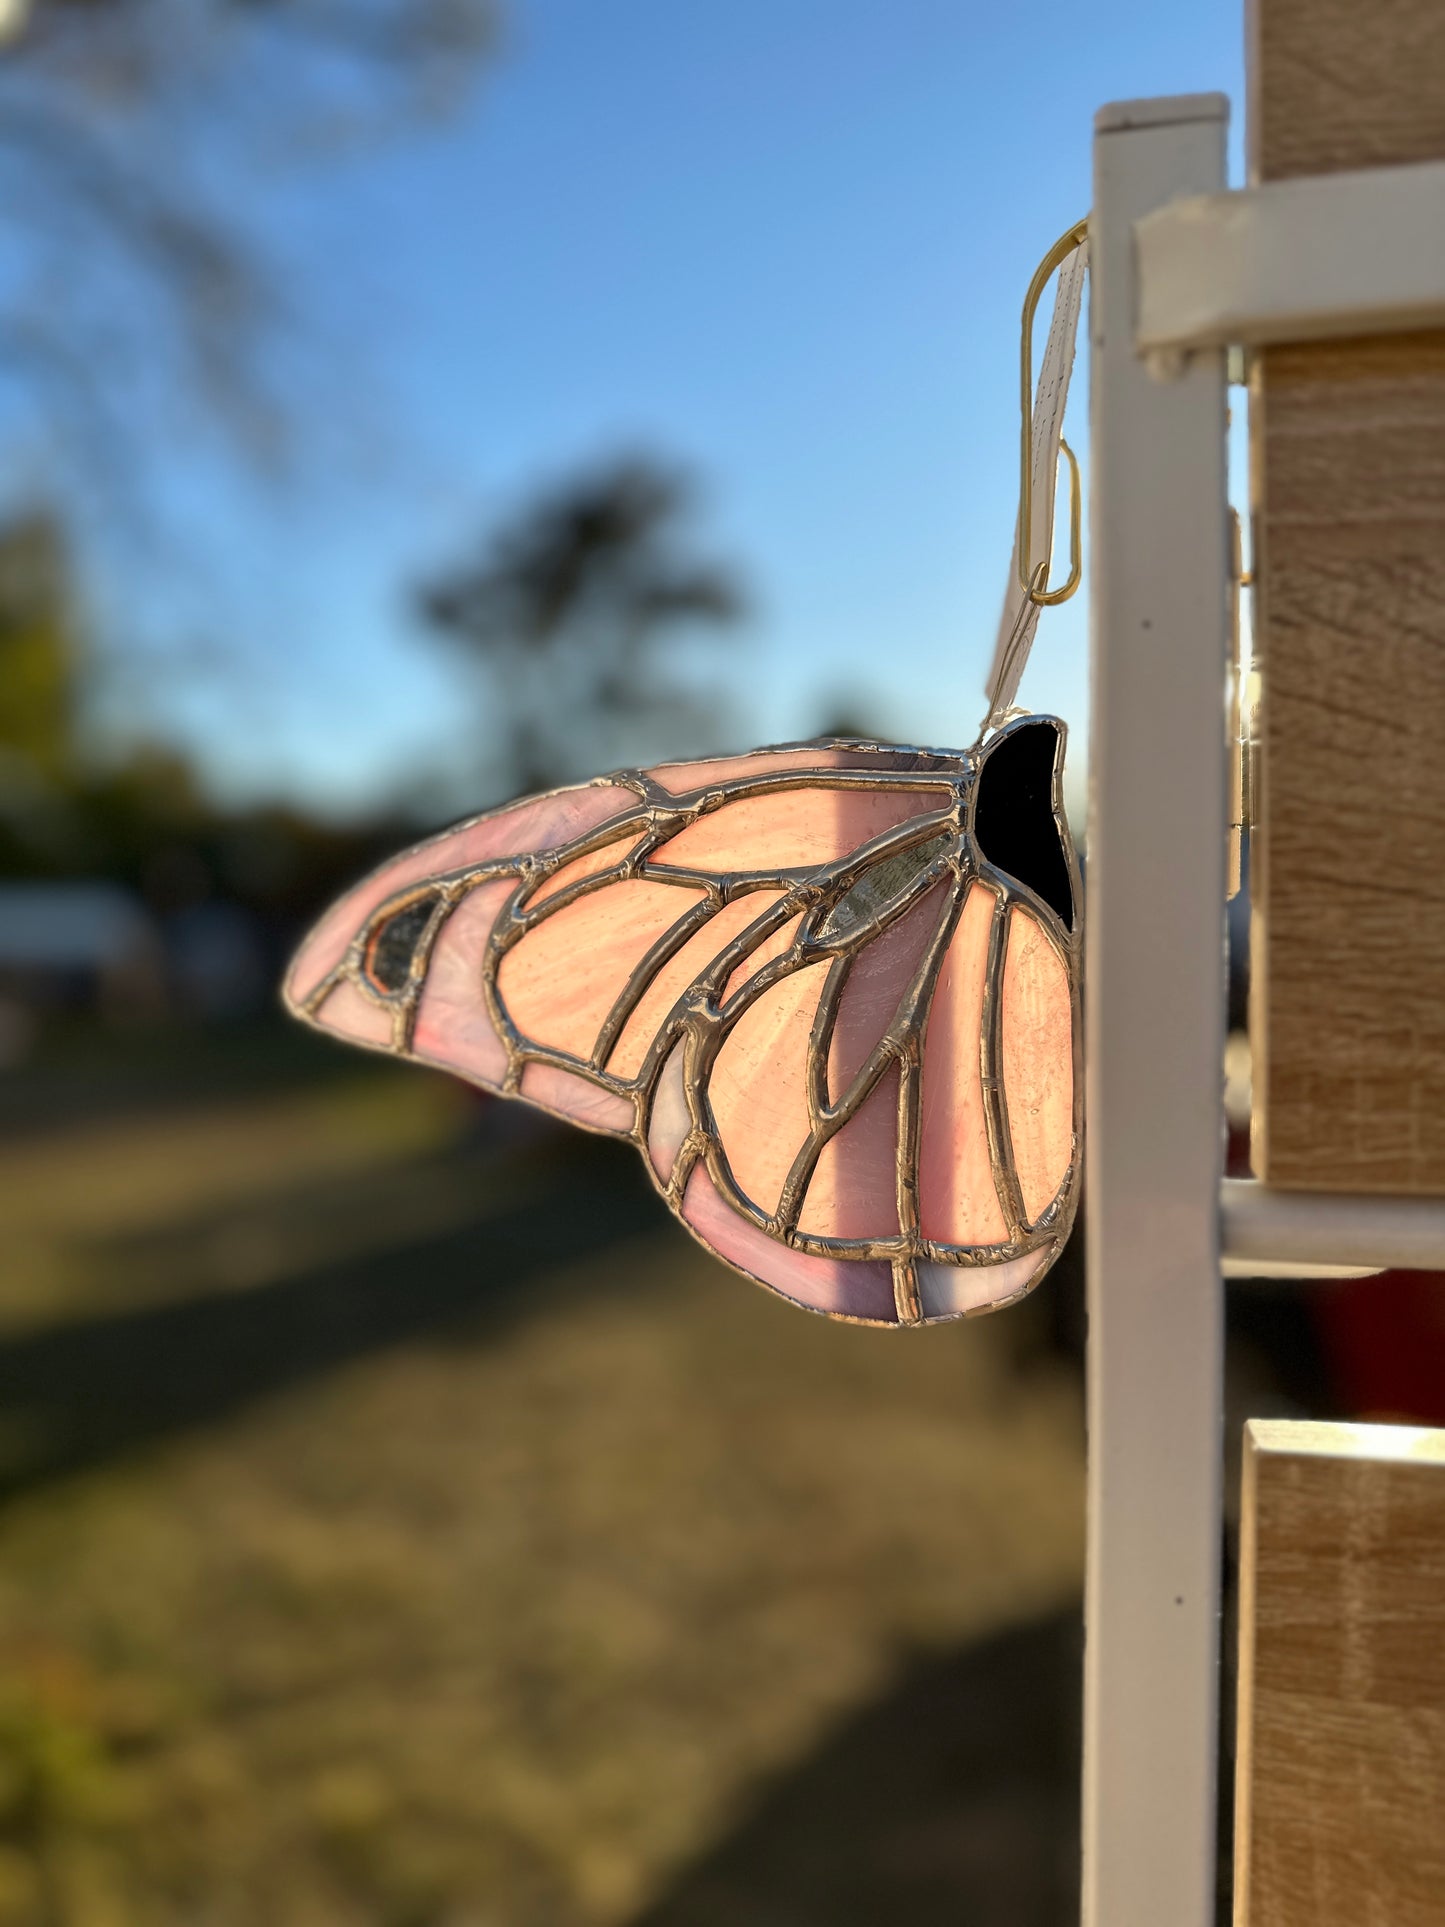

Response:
(0, 0), (497, 490)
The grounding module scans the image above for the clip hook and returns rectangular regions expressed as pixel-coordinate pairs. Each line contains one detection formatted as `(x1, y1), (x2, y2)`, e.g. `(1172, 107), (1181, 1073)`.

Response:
(1018, 218), (1089, 607)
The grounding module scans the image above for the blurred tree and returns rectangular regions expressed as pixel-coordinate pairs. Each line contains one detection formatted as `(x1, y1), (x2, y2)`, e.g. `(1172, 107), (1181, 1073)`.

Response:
(0, 506), (398, 938)
(0, 510), (75, 781)
(0, 0), (496, 487)
(419, 455), (745, 794)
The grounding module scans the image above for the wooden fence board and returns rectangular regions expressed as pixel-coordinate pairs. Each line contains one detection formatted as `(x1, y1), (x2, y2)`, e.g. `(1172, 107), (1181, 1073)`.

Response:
(1249, 0), (1445, 1191)
(1233, 1420), (1445, 1927)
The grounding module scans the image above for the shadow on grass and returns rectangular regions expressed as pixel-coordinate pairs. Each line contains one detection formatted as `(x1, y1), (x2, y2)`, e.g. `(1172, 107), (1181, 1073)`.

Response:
(632, 1607), (1083, 1927)
(0, 1134), (664, 1501)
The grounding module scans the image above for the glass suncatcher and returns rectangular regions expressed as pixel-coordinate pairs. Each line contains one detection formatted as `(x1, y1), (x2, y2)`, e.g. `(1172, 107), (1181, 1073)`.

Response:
(283, 222), (1090, 1329)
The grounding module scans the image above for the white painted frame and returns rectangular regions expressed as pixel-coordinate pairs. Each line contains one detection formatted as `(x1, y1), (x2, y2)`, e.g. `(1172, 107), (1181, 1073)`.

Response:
(1084, 93), (1231, 1927)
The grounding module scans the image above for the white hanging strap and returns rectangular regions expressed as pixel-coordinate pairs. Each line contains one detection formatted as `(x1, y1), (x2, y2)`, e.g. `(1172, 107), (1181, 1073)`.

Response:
(981, 238), (1088, 733)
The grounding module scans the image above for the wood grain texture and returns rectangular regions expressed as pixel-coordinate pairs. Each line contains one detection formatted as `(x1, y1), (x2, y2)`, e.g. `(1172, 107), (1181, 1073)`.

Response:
(1249, 0), (1445, 1191)
(1233, 1421), (1445, 1927)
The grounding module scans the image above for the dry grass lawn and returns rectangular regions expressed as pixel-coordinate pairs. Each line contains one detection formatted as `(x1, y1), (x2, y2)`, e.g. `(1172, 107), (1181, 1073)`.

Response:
(0, 1042), (1085, 1926)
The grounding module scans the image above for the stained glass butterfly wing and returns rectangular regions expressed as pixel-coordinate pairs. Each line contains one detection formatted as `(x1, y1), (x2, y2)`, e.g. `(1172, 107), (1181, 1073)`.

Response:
(283, 717), (1081, 1327)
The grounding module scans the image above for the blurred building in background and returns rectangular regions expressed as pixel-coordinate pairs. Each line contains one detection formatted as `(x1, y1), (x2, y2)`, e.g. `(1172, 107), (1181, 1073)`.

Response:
(0, 879), (163, 1047)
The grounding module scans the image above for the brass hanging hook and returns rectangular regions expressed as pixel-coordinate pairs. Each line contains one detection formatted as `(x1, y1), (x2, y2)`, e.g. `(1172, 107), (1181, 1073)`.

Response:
(1018, 217), (1089, 607)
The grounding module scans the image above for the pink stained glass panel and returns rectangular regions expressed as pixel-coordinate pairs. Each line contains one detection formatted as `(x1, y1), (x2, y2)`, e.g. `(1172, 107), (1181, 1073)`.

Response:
(498, 878), (705, 1061)
(653, 785), (935, 874)
(519, 1063), (635, 1136)
(314, 978), (395, 1049)
(918, 882), (1008, 1250)
(286, 783), (632, 1007)
(709, 960), (829, 1215)
(796, 1063), (901, 1242)
(916, 1248), (1046, 1320)
(410, 877), (516, 1090)
(608, 891), (784, 1080)
(649, 746), (865, 794)
(646, 1043), (691, 1185)
(681, 1165), (898, 1323)
(826, 882), (947, 1100)
(528, 831), (640, 909)
(1001, 906), (1074, 1225)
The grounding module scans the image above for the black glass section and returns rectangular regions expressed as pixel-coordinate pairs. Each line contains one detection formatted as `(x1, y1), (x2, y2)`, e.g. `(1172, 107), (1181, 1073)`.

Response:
(366, 897), (435, 994)
(973, 722), (1073, 928)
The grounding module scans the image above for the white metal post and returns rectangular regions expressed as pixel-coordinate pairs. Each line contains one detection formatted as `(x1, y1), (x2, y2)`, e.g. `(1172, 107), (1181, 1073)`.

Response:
(1084, 94), (1231, 1927)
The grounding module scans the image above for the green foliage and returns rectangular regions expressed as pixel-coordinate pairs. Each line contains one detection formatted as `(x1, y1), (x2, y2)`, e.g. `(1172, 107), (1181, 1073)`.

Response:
(0, 514), (76, 785)
(0, 509), (411, 922)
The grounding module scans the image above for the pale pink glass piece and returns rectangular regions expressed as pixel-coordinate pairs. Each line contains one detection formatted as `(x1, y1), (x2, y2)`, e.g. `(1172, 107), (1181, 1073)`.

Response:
(498, 879), (704, 1061)
(529, 831), (639, 909)
(721, 910), (803, 1004)
(648, 745), (962, 794)
(314, 978), (394, 1049)
(916, 1248), (1046, 1320)
(1001, 907), (1074, 1225)
(649, 746), (863, 793)
(654, 786), (932, 874)
(645, 1043), (690, 1184)
(519, 1063), (634, 1136)
(796, 1064), (901, 1241)
(411, 877), (515, 1090)
(608, 891), (784, 1080)
(284, 782), (630, 1007)
(919, 882), (1008, 1249)
(710, 960), (828, 1215)
(681, 1165), (898, 1322)
(827, 882), (947, 1099)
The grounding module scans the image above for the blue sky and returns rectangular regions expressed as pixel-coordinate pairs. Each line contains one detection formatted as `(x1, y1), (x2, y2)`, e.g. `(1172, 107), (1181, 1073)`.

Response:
(134, 0), (1245, 819)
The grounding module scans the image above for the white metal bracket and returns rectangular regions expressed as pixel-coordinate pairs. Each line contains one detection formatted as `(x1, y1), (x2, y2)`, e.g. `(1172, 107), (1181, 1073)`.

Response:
(1135, 158), (1445, 364)
(1223, 1180), (1445, 1275)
